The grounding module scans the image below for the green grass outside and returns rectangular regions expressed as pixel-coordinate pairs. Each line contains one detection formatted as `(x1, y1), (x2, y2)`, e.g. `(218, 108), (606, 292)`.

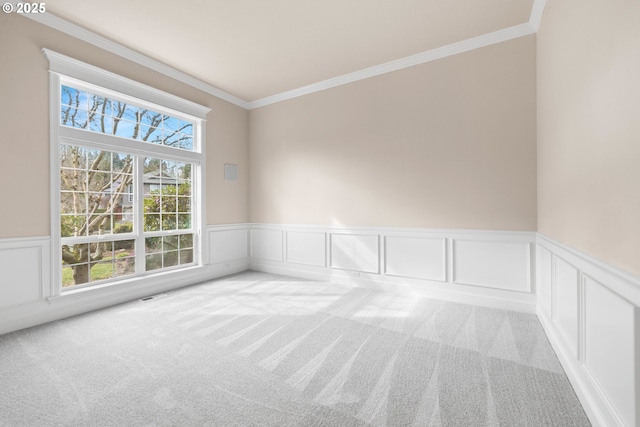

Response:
(62, 267), (73, 286)
(62, 262), (114, 287)
(62, 251), (131, 287)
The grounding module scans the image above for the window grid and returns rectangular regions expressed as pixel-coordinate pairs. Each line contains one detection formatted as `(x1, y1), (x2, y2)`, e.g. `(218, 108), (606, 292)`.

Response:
(57, 80), (201, 290)
(61, 240), (136, 288)
(61, 85), (195, 151)
(145, 234), (194, 272)
(60, 145), (134, 239)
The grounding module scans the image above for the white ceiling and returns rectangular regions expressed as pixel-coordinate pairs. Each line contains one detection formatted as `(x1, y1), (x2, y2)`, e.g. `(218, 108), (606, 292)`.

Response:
(42, 0), (535, 103)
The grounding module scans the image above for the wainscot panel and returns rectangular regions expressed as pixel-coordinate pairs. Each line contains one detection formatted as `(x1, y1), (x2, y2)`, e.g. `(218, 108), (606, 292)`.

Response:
(536, 244), (553, 318)
(250, 228), (284, 262)
(249, 224), (536, 313)
(584, 276), (636, 427)
(209, 226), (248, 264)
(285, 230), (326, 267)
(330, 233), (380, 274)
(0, 237), (50, 309)
(453, 239), (531, 292)
(554, 256), (580, 355)
(537, 234), (640, 427)
(384, 235), (446, 281)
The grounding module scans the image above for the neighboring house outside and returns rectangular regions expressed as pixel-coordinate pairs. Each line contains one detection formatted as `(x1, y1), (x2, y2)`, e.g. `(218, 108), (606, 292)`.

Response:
(109, 170), (179, 223)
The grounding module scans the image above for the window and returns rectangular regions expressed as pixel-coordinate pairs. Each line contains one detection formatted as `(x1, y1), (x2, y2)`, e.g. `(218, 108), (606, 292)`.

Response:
(47, 50), (209, 292)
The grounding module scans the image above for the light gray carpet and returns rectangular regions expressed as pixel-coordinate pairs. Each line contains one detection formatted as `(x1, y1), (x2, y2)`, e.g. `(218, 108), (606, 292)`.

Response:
(0, 271), (590, 426)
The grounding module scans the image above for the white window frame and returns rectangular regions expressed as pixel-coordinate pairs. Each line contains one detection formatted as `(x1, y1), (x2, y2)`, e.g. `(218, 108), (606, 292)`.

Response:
(44, 49), (210, 297)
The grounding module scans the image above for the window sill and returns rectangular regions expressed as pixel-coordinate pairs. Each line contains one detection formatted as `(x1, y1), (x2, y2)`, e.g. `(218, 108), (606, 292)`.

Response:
(48, 265), (208, 305)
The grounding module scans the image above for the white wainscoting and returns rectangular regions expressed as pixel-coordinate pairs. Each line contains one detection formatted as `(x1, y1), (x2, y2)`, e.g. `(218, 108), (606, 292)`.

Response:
(537, 245), (553, 318)
(285, 230), (326, 267)
(453, 239), (531, 292)
(330, 233), (380, 274)
(0, 225), (250, 335)
(536, 234), (640, 427)
(208, 225), (248, 265)
(384, 236), (446, 282)
(249, 224), (536, 313)
(554, 256), (580, 356)
(250, 228), (284, 262)
(0, 237), (51, 310)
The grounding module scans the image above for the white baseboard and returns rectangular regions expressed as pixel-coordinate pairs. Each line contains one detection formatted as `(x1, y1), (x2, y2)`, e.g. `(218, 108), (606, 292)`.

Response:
(536, 234), (640, 427)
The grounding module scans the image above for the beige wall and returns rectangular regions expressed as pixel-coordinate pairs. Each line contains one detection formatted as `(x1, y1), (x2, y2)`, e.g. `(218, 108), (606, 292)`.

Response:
(14, 2), (638, 277)
(249, 36), (537, 230)
(0, 13), (249, 238)
(537, 0), (640, 275)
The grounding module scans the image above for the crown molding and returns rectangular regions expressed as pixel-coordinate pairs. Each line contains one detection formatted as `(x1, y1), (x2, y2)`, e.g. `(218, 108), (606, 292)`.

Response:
(247, 23), (535, 109)
(21, 12), (250, 109)
(22, 3), (546, 111)
(529, 0), (548, 32)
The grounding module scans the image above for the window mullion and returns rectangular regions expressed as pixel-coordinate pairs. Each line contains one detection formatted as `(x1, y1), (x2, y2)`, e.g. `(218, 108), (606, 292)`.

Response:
(134, 156), (145, 275)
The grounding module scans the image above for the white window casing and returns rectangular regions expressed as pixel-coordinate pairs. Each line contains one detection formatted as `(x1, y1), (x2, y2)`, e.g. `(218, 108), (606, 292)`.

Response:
(45, 49), (210, 296)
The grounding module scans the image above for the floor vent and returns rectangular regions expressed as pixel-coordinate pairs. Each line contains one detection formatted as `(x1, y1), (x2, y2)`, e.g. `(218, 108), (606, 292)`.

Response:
(139, 293), (167, 302)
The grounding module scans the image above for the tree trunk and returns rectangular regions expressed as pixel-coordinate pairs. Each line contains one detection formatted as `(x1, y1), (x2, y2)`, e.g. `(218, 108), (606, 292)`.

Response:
(72, 264), (89, 286)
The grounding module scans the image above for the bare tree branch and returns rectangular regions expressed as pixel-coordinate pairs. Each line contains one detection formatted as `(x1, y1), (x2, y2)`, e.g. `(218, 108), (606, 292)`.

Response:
(112, 102), (126, 135)
(82, 160), (133, 235)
